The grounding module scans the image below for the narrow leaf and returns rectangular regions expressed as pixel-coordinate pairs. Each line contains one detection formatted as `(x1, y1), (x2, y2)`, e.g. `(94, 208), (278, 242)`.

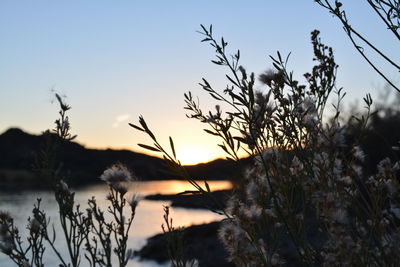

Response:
(226, 75), (239, 87)
(204, 181), (211, 192)
(177, 190), (201, 195)
(204, 129), (219, 136)
(169, 136), (176, 159)
(138, 143), (160, 152)
(128, 123), (144, 132)
(200, 24), (207, 34)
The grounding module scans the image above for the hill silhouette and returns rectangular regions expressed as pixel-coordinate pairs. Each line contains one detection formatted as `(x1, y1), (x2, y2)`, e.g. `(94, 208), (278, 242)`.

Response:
(2, 104), (399, 189)
(0, 128), (244, 188)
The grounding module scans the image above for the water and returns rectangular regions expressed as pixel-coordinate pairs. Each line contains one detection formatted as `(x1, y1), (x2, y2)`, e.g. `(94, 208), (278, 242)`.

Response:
(0, 180), (231, 266)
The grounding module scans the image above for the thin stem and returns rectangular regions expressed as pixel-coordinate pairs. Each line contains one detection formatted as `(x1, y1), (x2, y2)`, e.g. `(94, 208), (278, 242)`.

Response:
(346, 27), (400, 93)
(367, 0), (400, 40)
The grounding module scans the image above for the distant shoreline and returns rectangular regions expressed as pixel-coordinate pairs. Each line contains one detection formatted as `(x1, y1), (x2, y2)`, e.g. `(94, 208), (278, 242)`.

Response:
(0, 128), (248, 187)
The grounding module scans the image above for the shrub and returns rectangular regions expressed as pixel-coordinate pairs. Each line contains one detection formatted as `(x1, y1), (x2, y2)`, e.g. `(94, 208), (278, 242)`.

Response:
(133, 25), (400, 266)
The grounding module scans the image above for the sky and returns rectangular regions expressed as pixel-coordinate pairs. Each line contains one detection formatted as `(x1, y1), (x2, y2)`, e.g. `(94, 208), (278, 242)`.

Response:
(1, 1), (399, 164)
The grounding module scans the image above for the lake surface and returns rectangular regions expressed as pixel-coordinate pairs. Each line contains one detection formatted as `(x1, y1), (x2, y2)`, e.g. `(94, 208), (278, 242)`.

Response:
(0, 180), (231, 266)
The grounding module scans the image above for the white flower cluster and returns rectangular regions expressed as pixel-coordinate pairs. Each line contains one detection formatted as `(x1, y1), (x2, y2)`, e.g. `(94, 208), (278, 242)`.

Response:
(0, 212), (17, 259)
(217, 97), (400, 265)
(100, 163), (134, 195)
(184, 31), (400, 265)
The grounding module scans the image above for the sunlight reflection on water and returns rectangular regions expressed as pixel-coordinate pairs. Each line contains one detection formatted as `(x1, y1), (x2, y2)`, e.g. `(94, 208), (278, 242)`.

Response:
(0, 180), (231, 267)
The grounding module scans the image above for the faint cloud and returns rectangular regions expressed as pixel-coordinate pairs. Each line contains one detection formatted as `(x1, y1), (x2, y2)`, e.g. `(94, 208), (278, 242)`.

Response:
(112, 114), (131, 128)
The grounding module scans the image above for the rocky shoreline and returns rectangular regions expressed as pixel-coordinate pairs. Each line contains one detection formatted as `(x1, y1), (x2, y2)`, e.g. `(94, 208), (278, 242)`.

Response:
(137, 190), (310, 266)
(144, 189), (231, 210)
(134, 221), (234, 267)
(135, 190), (233, 266)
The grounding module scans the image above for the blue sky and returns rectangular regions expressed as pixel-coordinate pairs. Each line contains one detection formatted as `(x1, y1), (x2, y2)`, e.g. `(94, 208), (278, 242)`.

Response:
(1, 1), (398, 164)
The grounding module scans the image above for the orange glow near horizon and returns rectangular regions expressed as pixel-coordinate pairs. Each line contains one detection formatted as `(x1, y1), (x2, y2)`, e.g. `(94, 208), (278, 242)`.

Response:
(140, 145), (225, 165)
(83, 142), (226, 165)
(132, 180), (232, 195)
(73, 124), (245, 165)
(81, 131), (248, 165)
(176, 147), (220, 165)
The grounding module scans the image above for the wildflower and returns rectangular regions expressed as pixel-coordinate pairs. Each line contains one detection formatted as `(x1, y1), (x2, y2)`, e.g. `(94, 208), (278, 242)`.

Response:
(243, 204), (262, 219)
(271, 253), (284, 266)
(0, 211), (12, 222)
(325, 192), (335, 203)
(290, 156), (304, 174)
(62, 117), (70, 131)
(245, 179), (258, 200)
(127, 193), (140, 214)
(258, 69), (285, 87)
(318, 125), (346, 147)
(0, 222), (13, 255)
(377, 158), (391, 174)
(393, 161), (400, 171)
(59, 179), (70, 194)
(100, 163), (134, 195)
(264, 208), (277, 218)
(29, 218), (41, 234)
(225, 196), (240, 216)
(0, 241), (13, 255)
(185, 259), (199, 267)
(112, 182), (129, 195)
(331, 209), (348, 224)
(391, 205), (400, 219)
(259, 69), (278, 87)
(100, 164), (133, 184)
(295, 213), (304, 221)
(55, 93), (70, 111)
(339, 176), (352, 185)
(253, 104), (261, 117)
(298, 97), (318, 128)
(301, 97), (317, 113)
(217, 221), (232, 242)
(385, 179), (398, 196)
(256, 148), (276, 163)
(333, 128), (346, 147)
(205, 114), (219, 123)
(333, 159), (343, 177)
(351, 164), (363, 177)
(352, 146), (365, 162)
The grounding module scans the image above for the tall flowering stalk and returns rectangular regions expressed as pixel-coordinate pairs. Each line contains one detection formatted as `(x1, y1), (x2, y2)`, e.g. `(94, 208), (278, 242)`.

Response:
(98, 163), (138, 267)
(133, 25), (400, 266)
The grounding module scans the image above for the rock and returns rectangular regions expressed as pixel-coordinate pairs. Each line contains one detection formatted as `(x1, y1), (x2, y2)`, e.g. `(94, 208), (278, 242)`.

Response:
(135, 221), (234, 267)
(145, 190), (231, 210)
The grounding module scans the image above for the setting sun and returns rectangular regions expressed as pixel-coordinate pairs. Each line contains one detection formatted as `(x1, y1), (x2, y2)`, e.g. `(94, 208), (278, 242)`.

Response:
(176, 145), (221, 165)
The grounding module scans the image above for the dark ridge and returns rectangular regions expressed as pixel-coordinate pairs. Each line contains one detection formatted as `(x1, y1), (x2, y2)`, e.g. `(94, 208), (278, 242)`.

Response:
(0, 128), (249, 188)
(184, 157), (252, 182)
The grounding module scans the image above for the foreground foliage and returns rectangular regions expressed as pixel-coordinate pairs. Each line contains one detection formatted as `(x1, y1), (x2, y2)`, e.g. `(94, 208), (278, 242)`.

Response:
(133, 25), (400, 266)
(0, 95), (138, 267)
